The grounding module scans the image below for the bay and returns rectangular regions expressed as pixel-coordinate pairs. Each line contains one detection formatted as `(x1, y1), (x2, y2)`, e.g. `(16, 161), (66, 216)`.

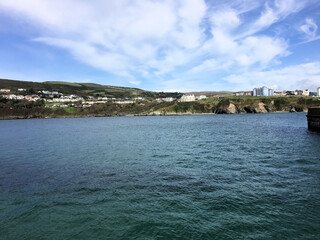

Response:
(0, 113), (320, 239)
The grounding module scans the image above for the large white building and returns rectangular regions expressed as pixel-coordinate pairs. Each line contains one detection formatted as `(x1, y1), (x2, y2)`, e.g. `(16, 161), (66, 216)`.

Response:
(180, 94), (195, 102)
(253, 86), (274, 96)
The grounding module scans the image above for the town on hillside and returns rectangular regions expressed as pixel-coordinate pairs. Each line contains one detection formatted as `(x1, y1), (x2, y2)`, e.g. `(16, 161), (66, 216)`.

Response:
(1, 85), (319, 108)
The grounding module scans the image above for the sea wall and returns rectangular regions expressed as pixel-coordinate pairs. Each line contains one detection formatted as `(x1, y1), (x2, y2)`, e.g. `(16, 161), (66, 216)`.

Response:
(307, 108), (320, 131)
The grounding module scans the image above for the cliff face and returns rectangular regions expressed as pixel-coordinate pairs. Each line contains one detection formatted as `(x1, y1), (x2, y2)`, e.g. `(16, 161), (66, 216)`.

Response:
(212, 97), (318, 115)
(215, 101), (271, 114)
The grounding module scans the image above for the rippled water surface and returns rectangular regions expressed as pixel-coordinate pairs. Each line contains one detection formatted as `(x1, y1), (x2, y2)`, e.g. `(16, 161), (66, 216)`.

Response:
(0, 113), (320, 239)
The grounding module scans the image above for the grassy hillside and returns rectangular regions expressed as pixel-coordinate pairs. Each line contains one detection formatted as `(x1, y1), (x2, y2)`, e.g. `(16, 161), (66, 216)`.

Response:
(2, 95), (319, 120)
(0, 79), (181, 99)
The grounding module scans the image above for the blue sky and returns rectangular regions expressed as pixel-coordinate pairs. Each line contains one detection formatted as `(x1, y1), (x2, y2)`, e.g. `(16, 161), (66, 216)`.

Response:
(0, 0), (319, 92)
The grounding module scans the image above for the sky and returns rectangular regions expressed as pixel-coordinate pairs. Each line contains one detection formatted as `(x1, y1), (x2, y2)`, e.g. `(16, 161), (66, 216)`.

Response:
(0, 0), (320, 92)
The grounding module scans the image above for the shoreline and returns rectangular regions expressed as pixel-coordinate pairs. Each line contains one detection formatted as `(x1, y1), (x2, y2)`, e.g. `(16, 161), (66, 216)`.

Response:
(0, 110), (307, 121)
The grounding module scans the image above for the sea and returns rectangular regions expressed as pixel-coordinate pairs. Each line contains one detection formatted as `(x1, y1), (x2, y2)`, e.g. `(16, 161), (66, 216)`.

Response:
(0, 113), (319, 239)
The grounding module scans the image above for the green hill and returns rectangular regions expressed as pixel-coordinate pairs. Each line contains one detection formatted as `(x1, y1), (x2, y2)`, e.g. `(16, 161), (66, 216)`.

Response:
(0, 79), (181, 99)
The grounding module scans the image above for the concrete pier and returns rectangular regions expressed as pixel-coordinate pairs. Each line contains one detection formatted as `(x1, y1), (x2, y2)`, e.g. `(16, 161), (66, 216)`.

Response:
(307, 107), (320, 131)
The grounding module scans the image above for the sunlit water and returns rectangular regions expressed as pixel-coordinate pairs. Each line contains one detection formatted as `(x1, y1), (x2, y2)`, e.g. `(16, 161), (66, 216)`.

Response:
(0, 113), (320, 239)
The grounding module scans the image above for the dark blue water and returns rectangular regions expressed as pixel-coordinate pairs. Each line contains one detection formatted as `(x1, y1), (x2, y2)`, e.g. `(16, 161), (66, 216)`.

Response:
(0, 113), (320, 239)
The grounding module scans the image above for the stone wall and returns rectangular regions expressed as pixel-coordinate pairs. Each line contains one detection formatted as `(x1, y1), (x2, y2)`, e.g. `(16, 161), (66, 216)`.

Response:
(307, 108), (320, 131)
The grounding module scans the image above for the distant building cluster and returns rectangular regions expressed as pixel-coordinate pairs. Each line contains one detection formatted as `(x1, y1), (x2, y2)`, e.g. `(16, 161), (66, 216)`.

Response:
(253, 86), (274, 97)
(273, 89), (318, 96)
(237, 86), (320, 97)
(0, 87), (182, 107)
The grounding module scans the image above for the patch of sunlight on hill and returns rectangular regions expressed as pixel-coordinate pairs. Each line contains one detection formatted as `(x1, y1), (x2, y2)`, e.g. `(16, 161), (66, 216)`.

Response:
(45, 81), (82, 87)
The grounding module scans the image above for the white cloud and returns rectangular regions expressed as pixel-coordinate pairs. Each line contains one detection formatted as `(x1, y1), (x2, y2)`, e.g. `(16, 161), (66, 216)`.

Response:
(190, 35), (288, 75)
(223, 62), (320, 91)
(210, 9), (241, 31)
(300, 18), (320, 43)
(235, 36), (289, 66)
(237, 0), (308, 39)
(0, 0), (183, 74)
(129, 80), (141, 85)
(34, 37), (131, 77)
(189, 59), (219, 73)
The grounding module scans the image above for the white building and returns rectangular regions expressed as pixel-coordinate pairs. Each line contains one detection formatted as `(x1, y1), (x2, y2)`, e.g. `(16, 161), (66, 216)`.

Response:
(253, 86), (274, 96)
(18, 88), (26, 91)
(162, 97), (175, 102)
(235, 91), (253, 96)
(47, 97), (83, 103)
(0, 89), (10, 93)
(197, 95), (207, 100)
(317, 87), (320, 97)
(25, 95), (37, 101)
(133, 97), (144, 101)
(302, 89), (310, 96)
(180, 94), (195, 102)
(4, 94), (24, 100)
(114, 100), (135, 104)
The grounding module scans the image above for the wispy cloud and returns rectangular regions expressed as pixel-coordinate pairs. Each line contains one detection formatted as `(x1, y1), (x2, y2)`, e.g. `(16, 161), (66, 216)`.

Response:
(238, 0), (308, 39)
(299, 18), (320, 43)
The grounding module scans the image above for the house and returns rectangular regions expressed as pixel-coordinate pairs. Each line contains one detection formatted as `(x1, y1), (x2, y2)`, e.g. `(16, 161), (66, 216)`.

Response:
(197, 95), (207, 100)
(285, 90), (295, 95)
(133, 97), (144, 100)
(317, 87), (320, 97)
(0, 89), (10, 93)
(180, 94), (195, 102)
(235, 91), (253, 96)
(274, 91), (285, 96)
(162, 97), (175, 102)
(253, 86), (274, 96)
(25, 95), (35, 101)
(302, 89), (310, 96)
(114, 100), (135, 104)
(18, 88), (26, 91)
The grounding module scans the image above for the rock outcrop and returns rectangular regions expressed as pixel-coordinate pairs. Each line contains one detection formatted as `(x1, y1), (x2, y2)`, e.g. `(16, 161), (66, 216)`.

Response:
(215, 99), (239, 114)
(289, 107), (305, 112)
(257, 102), (268, 113)
(227, 103), (238, 114)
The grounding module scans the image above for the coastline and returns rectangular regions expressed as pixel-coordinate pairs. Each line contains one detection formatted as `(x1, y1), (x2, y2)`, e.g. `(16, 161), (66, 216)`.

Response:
(2, 93), (319, 121)
(0, 110), (306, 120)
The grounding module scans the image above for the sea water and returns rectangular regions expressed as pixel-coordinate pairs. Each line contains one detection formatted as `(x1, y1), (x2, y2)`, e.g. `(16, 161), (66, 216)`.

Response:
(0, 113), (319, 239)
